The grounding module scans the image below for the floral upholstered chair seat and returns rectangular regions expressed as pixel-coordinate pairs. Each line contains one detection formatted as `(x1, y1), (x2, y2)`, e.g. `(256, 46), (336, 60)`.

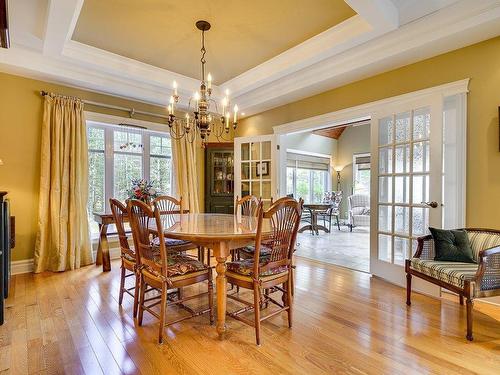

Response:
(166, 255), (207, 277)
(226, 258), (288, 278)
(237, 244), (273, 260)
(144, 254), (207, 279)
(151, 236), (192, 248)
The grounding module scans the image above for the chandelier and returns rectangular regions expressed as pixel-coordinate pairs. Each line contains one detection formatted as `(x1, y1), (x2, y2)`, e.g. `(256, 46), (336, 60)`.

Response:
(167, 20), (238, 145)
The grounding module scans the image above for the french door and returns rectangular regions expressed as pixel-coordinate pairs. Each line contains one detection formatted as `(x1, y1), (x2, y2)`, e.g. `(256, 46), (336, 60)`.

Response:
(370, 95), (443, 293)
(234, 135), (278, 209)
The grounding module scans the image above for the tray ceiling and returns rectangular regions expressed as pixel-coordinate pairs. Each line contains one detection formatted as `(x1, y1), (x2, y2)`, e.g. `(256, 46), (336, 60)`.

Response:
(71, 0), (355, 84)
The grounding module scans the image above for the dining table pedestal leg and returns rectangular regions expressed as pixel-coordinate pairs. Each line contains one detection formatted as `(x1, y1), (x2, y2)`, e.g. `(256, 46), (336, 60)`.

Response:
(213, 241), (230, 339)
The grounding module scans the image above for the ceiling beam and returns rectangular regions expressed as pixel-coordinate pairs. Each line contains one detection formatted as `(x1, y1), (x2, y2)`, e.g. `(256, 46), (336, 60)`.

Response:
(0, 0), (9, 49)
(43, 0), (84, 55)
(345, 0), (399, 31)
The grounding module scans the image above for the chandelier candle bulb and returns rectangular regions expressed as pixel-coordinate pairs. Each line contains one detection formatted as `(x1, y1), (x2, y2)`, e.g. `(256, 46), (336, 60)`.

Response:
(207, 73), (212, 89)
(173, 81), (178, 96)
(233, 105), (238, 123)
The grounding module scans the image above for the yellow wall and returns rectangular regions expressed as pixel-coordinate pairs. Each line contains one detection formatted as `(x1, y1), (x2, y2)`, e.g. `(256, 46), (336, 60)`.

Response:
(0, 72), (231, 261)
(239, 36), (500, 229)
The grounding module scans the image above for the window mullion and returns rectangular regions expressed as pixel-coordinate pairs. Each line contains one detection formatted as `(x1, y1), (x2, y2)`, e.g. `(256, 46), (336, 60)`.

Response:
(105, 127), (113, 210)
(143, 133), (150, 182)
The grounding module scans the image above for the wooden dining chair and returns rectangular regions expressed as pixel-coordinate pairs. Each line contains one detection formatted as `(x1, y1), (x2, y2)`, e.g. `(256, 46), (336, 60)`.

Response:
(226, 197), (303, 345)
(128, 199), (214, 344)
(235, 195), (261, 217)
(151, 195), (205, 262)
(109, 198), (140, 317)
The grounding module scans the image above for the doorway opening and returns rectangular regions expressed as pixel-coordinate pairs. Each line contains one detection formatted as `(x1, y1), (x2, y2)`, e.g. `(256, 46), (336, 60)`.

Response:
(281, 120), (371, 273)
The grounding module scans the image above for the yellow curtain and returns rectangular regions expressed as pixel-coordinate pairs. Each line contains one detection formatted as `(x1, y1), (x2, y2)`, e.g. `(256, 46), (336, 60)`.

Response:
(172, 137), (200, 213)
(34, 94), (93, 272)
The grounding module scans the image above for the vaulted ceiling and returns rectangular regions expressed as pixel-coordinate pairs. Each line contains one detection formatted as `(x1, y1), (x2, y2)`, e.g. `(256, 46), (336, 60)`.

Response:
(1, 0), (500, 117)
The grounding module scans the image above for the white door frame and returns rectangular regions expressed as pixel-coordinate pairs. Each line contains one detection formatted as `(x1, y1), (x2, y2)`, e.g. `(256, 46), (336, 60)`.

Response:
(272, 79), (469, 281)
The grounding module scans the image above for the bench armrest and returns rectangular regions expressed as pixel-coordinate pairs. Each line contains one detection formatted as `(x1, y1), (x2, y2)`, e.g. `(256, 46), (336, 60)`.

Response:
(474, 245), (500, 296)
(412, 235), (433, 259)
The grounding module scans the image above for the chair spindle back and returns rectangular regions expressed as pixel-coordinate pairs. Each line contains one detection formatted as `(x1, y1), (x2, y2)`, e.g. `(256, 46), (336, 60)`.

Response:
(128, 199), (165, 276)
(152, 195), (186, 216)
(254, 197), (303, 275)
(109, 198), (135, 261)
(235, 195), (260, 217)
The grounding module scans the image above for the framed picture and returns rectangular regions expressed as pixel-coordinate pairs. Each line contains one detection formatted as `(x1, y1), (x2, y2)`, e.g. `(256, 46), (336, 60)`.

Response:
(256, 161), (269, 177)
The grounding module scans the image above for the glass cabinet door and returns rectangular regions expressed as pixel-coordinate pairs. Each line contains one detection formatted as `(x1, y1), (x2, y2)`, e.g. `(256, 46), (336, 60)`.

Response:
(211, 151), (234, 196)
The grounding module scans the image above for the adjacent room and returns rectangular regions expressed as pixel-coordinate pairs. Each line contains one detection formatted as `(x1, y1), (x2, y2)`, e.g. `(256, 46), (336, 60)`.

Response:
(282, 122), (371, 272)
(0, 1), (499, 374)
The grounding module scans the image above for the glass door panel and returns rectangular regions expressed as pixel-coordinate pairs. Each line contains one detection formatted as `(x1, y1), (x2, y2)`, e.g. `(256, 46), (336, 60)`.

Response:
(371, 96), (444, 292)
(234, 136), (277, 207)
(376, 107), (433, 264)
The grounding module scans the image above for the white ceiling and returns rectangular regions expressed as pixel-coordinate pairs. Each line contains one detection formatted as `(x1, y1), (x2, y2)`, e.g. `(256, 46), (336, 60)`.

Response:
(1, 0), (500, 117)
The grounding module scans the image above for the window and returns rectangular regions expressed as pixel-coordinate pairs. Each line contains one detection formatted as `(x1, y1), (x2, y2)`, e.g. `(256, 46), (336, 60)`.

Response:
(286, 152), (330, 203)
(353, 153), (371, 196)
(87, 122), (172, 235)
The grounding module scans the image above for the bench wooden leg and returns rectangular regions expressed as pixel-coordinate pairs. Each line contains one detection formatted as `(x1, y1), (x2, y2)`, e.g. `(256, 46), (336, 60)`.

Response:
(466, 297), (473, 341)
(406, 273), (412, 306)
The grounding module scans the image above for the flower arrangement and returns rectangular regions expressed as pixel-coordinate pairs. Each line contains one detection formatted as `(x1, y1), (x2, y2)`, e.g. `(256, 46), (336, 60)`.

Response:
(127, 179), (159, 202)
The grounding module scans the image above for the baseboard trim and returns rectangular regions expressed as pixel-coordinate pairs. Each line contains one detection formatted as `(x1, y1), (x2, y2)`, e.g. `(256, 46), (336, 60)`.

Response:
(12, 258), (34, 275)
(11, 246), (122, 276)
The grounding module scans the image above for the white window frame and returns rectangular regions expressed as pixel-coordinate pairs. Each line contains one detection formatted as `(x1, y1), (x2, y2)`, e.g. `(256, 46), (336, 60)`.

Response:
(85, 112), (172, 235)
(285, 150), (331, 203)
(352, 152), (371, 196)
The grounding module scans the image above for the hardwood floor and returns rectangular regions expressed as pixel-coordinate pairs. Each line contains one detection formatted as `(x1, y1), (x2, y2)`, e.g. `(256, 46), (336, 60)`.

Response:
(0, 257), (499, 374)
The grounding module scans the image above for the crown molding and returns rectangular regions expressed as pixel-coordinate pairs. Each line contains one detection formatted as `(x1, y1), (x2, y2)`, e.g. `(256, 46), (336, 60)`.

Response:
(272, 79), (469, 135)
(235, 0), (500, 115)
(1, 0), (498, 117)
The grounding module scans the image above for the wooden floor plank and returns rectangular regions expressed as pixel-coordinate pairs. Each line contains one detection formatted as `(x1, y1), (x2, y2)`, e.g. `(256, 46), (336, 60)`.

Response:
(0, 258), (498, 375)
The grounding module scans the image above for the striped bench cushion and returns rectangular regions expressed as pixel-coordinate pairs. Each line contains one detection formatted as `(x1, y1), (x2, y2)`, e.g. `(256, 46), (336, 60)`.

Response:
(467, 231), (500, 261)
(410, 258), (478, 288)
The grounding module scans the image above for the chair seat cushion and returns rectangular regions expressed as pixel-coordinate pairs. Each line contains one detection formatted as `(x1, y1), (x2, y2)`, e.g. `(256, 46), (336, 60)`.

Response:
(166, 254), (207, 277)
(121, 251), (136, 263)
(226, 259), (288, 277)
(410, 258), (478, 288)
(238, 244), (272, 259)
(151, 236), (192, 248)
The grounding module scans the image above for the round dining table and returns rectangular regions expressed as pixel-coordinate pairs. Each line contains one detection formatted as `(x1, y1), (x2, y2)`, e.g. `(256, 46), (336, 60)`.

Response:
(149, 213), (272, 339)
(298, 203), (331, 235)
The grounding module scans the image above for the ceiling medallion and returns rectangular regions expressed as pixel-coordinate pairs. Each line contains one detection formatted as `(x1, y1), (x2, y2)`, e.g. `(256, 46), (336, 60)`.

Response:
(167, 20), (238, 146)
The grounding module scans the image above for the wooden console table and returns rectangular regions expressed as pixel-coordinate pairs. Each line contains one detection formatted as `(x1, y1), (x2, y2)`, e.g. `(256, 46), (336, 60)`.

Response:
(94, 212), (129, 272)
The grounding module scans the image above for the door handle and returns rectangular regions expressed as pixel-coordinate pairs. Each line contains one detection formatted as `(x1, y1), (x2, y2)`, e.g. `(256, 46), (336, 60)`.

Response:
(421, 201), (439, 208)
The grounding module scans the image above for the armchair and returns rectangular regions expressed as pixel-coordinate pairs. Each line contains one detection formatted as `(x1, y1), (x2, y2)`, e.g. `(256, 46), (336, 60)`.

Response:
(347, 194), (370, 231)
(406, 228), (500, 341)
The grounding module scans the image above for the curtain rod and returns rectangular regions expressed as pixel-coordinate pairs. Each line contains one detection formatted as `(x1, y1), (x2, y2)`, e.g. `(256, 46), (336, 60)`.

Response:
(39, 90), (169, 120)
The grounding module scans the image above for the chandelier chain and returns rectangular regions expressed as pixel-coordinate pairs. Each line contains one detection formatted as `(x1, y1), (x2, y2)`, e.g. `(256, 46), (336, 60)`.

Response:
(200, 30), (206, 82)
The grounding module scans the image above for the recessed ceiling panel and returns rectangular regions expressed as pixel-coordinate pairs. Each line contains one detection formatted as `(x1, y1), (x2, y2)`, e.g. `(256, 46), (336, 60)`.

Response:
(72, 0), (355, 83)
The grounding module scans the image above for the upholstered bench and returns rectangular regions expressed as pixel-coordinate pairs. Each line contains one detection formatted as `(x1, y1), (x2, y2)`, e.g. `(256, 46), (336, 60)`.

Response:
(405, 228), (500, 340)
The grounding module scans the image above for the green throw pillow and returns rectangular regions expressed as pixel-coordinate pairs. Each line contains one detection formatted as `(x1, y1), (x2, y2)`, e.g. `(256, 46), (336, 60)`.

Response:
(429, 227), (475, 263)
